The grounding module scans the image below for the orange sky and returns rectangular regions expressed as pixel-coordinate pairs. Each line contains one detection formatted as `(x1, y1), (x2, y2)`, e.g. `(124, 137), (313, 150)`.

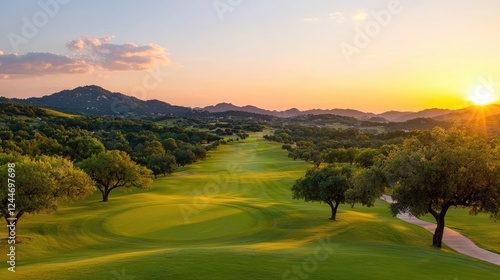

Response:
(1, 1), (500, 113)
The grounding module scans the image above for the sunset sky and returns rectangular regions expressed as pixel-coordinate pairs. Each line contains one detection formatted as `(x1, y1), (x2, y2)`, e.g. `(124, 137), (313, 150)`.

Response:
(1, 0), (500, 113)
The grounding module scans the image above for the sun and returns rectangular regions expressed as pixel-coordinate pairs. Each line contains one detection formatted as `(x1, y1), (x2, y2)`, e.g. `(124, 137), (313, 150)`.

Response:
(469, 84), (497, 106)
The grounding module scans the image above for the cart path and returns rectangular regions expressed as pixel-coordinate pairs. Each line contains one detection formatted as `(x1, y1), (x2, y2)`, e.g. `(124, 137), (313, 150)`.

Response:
(381, 195), (500, 265)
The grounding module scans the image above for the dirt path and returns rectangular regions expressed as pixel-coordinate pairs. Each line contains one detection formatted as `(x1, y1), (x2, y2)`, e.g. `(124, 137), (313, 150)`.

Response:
(381, 195), (500, 265)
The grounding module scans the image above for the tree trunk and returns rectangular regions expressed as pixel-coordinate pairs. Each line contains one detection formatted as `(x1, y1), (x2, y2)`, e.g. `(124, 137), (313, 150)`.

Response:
(430, 204), (450, 248)
(433, 217), (445, 248)
(102, 191), (110, 202)
(327, 201), (340, 220)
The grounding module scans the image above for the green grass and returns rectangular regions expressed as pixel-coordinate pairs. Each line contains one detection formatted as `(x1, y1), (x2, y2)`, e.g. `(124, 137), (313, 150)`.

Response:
(420, 208), (500, 253)
(1, 134), (499, 279)
(41, 108), (77, 118)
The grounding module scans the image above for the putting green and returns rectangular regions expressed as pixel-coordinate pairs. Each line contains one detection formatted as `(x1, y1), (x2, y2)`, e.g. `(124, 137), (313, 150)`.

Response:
(104, 203), (260, 241)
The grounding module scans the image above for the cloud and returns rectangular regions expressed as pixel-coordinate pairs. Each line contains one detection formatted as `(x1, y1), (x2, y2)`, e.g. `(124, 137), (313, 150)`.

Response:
(303, 17), (320, 23)
(306, 10), (367, 24)
(352, 10), (368, 21)
(0, 37), (169, 79)
(67, 36), (169, 71)
(329, 12), (345, 23)
(0, 52), (93, 79)
(66, 36), (113, 52)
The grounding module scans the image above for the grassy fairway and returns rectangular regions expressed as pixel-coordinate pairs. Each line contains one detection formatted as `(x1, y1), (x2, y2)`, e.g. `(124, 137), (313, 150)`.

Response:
(1, 133), (499, 279)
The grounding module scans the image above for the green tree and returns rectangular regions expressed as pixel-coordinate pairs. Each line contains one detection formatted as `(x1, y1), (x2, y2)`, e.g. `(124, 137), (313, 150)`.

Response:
(323, 148), (348, 163)
(173, 148), (197, 167)
(191, 144), (207, 160)
(292, 165), (351, 220)
(103, 130), (131, 152)
(237, 132), (249, 140)
(346, 148), (360, 165)
(19, 133), (64, 157)
(384, 128), (500, 247)
(347, 166), (387, 207)
(355, 148), (381, 168)
(282, 144), (294, 152)
(0, 154), (94, 238)
(133, 140), (166, 165)
(161, 138), (178, 151)
(0, 140), (23, 154)
(141, 140), (165, 155)
(147, 153), (176, 179)
(288, 150), (300, 160)
(34, 133), (64, 156)
(66, 136), (105, 162)
(79, 151), (153, 202)
(0, 129), (14, 140)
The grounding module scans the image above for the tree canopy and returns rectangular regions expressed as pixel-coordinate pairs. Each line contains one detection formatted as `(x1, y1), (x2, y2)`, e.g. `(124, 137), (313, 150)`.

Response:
(346, 165), (387, 207)
(147, 153), (176, 178)
(79, 150), (154, 202)
(66, 135), (105, 162)
(292, 165), (352, 220)
(0, 154), (94, 237)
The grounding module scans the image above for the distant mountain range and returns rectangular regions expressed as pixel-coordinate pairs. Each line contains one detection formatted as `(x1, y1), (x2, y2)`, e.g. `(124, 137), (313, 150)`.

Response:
(200, 102), (463, 122)
(3, 85), (500, 122)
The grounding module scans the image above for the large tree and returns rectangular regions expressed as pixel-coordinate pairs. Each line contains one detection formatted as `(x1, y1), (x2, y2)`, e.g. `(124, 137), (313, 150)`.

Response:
(384, 128), (500, 247)
(147, 153), (176, 179)
(79, 150), (153, 202)
(0, 154), (94, 238)
(292, 165), (351, 220)
(173, 148), (197, 167)
(65, 135), (105, 162)
(354, 148), (381, 168)
(161, 137), (178, 152)
(347, 165), (387, 207)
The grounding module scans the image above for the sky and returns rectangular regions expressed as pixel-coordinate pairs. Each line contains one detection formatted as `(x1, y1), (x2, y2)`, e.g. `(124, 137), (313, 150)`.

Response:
(1, 0), (500, 113)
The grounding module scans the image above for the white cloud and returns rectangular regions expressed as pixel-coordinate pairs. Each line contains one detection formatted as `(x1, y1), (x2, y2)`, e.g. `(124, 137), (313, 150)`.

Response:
(0, 37), (170, 79)
(66, 36), (114, 51)
(303, 17), (320, 23)
(67, 36), (169, 71)
(0, 52), (93, 79)
(305, 10), (368, 24)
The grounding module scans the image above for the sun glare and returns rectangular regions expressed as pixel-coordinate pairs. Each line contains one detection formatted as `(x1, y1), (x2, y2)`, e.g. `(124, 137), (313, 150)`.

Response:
(469, 84), (497, 106)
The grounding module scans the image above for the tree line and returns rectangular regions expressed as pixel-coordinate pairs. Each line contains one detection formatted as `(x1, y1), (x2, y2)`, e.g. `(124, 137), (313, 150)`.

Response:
(0, 115), (225, 176)
(265, 126), (414, 166)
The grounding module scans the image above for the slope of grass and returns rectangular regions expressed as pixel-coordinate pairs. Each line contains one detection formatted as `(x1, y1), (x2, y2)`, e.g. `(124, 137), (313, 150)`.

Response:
(41, 108), (77, 118)
(1, 133), (499, 279)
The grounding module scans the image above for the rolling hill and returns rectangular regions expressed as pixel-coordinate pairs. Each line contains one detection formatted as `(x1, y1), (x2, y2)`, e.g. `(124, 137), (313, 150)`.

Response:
(12, 85), (196, 117)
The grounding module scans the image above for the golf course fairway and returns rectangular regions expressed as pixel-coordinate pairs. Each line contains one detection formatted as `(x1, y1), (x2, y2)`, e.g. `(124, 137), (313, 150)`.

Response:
(1, 133), (499, 279)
